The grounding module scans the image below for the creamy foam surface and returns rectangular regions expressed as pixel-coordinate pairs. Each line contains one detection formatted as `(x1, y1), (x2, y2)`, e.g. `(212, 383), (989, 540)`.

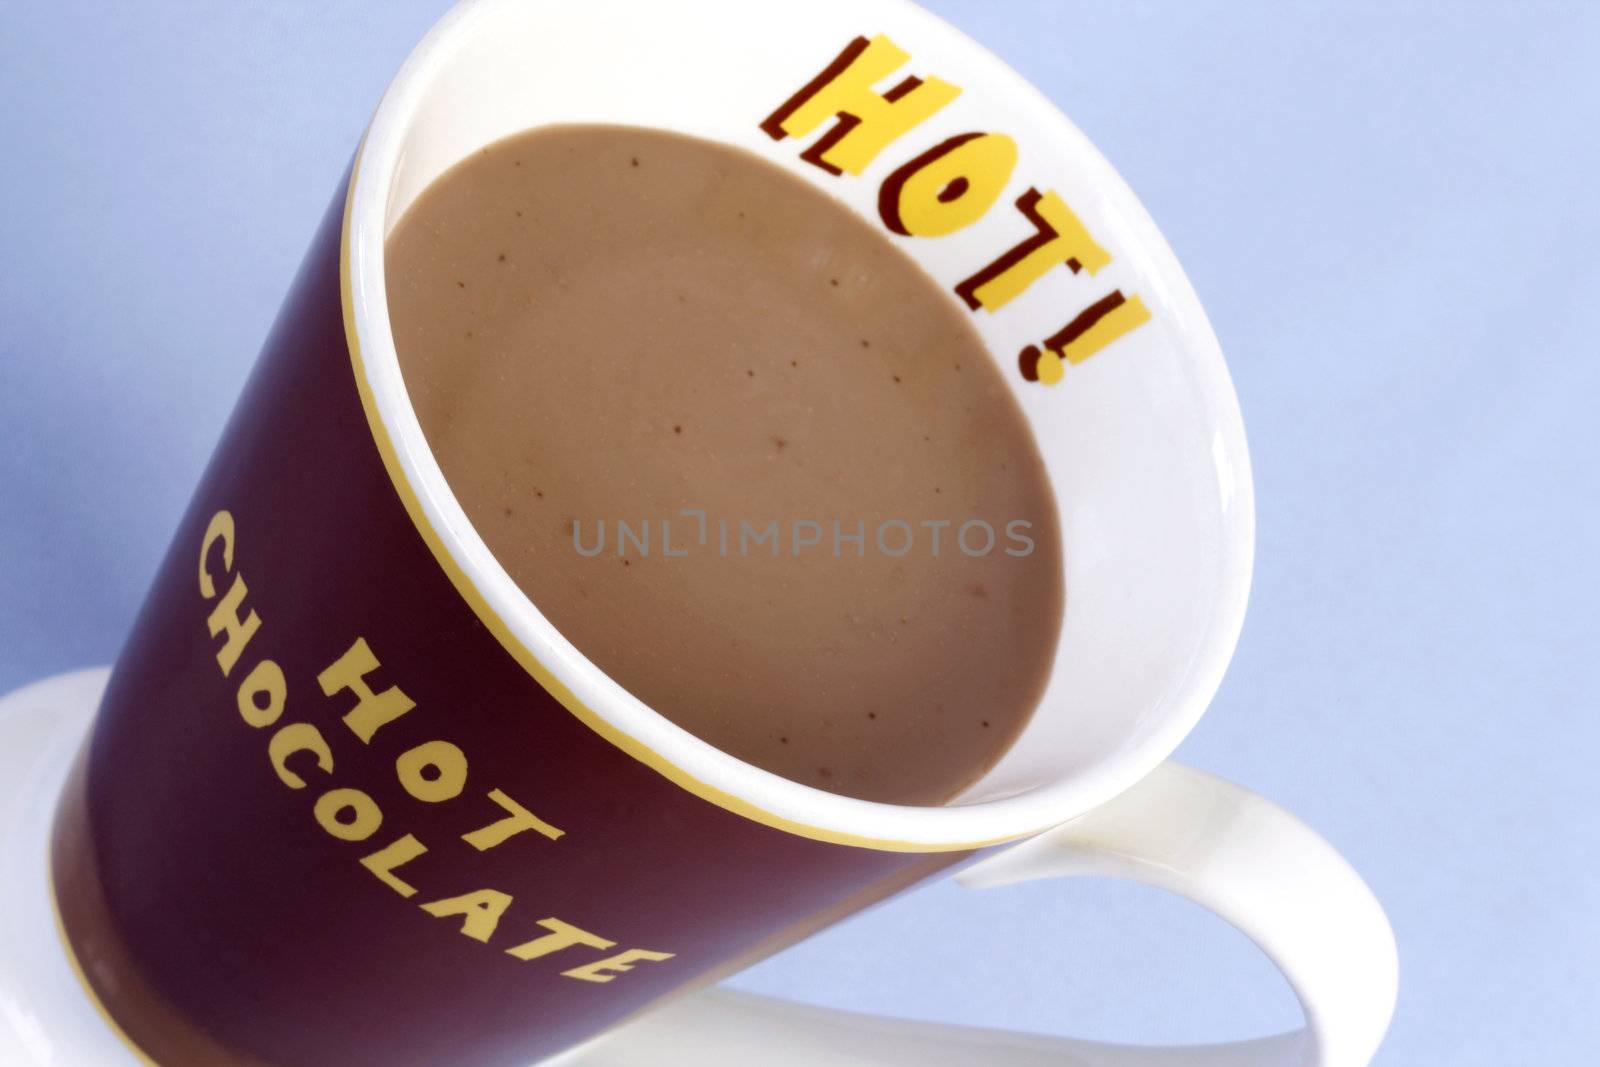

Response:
(386, 124), (1063, 804)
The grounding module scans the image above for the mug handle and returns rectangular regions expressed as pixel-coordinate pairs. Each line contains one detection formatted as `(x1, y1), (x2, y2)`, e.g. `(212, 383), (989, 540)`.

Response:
(565, 762), (1398, 1067)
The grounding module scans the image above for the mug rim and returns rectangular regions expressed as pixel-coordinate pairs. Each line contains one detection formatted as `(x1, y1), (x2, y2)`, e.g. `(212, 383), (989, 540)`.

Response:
(341, 0), (1255, 851)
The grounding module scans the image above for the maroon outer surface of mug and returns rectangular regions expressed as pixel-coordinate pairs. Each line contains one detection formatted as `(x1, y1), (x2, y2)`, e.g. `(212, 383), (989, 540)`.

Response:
(51, 181), (973, 1067)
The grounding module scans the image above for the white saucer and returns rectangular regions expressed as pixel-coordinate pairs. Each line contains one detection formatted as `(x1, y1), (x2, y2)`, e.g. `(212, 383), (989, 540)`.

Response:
(0, 667), (145, 1065)
(0, 671), (1305, 1067)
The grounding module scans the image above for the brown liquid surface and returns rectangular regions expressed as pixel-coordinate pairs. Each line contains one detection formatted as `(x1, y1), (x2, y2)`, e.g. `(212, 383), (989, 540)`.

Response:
(386, 125), (1062, 804)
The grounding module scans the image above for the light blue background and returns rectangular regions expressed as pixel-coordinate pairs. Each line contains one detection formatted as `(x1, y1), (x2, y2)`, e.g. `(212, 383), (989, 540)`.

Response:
(2, 2), (1596, 1063)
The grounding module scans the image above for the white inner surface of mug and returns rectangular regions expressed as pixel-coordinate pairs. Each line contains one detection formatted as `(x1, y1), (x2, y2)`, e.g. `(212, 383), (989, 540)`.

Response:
(348, 0), (1252, 844)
